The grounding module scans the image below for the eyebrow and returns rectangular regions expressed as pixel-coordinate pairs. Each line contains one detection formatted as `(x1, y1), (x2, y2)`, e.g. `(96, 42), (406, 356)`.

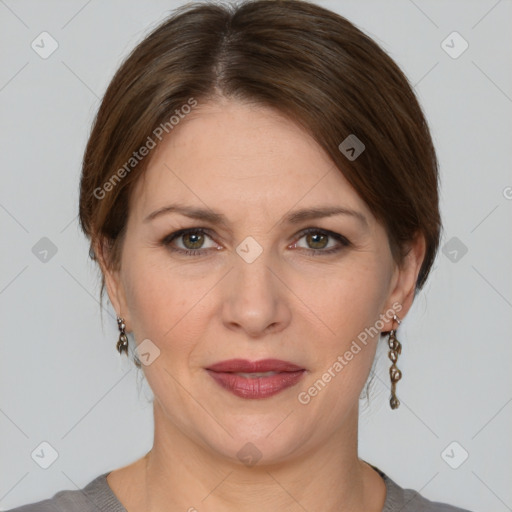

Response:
(143, 204), (368, 228)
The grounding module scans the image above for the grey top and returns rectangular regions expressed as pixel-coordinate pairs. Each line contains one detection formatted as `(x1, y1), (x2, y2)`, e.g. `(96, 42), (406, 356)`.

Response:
(6, 464), (474, 512)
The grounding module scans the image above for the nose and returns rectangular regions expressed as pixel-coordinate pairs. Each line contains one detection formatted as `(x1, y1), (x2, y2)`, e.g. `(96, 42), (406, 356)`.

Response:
(221, 250), (292, 338)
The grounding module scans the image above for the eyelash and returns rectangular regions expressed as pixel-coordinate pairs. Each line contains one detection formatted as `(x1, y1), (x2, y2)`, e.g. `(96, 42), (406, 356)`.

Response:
(160, 227), (351, 257)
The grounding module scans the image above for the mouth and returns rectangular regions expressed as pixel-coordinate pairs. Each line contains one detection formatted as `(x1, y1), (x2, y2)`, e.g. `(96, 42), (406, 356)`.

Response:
(205, 359), (306, 399)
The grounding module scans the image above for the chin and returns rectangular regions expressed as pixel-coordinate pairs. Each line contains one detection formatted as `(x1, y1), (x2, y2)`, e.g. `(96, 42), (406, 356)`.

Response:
(197, 412), (310, 464)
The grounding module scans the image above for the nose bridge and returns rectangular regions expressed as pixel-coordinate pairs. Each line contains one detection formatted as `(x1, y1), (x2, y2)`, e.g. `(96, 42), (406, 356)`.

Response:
(232, 239), (277, 302)
(221, 237), (290, 336)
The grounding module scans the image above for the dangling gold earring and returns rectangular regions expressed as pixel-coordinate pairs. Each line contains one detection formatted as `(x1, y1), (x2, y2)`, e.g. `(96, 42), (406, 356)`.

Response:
(387, 314), (402, 410)
(116, 316), (129, 355)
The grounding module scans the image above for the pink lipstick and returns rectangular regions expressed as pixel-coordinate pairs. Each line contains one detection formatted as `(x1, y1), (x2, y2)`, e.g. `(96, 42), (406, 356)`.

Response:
(206, 358), (306, 399)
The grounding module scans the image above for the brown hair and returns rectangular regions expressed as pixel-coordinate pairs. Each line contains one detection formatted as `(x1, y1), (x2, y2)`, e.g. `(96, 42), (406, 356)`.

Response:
(79, 0), (441, 301)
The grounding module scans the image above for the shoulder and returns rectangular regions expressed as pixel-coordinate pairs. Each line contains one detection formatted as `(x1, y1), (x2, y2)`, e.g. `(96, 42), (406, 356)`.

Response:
(372, 464), (476, 512)
(4, 472), (126, 512)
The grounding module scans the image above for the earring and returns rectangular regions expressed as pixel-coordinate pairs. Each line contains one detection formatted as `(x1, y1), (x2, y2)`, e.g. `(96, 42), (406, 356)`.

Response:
(387, 314), (402, 410)
(116, 316), (129, 355)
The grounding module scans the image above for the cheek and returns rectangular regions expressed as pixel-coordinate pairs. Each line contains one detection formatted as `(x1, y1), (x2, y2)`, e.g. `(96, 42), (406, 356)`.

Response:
(293, 254), (392, 403)
(120, 253), (178, 343)
(303, 258), (391, 346)
(121, 252), (214, 363)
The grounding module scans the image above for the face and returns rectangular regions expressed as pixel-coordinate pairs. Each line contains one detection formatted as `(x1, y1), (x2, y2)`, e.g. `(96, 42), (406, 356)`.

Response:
(103, 98), (423, 465)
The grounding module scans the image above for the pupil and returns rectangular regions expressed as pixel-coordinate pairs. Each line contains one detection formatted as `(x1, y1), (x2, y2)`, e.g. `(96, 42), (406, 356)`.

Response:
(184, 233), (204, 249)
(308, 233), (327, 249)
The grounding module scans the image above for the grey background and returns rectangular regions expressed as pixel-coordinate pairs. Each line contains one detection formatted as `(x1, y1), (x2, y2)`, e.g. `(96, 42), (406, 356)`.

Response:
(1, 0), (511, 510)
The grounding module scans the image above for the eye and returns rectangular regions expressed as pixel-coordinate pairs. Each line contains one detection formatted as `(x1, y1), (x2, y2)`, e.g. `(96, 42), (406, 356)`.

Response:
(292, 228), (351, 255)
(161, 227), (350, 257)
(161, 228), (219, 255)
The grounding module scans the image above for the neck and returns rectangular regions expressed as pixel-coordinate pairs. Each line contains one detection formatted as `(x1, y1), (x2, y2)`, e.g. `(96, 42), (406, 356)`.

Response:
(142, 400), (386, 512)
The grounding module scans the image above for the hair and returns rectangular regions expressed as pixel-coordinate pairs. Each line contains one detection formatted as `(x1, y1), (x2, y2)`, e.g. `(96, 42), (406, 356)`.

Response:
(79, 0), (441, 309)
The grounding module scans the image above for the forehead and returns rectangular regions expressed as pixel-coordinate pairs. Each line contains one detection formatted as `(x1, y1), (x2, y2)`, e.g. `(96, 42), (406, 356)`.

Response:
(130, 100), (373, 224)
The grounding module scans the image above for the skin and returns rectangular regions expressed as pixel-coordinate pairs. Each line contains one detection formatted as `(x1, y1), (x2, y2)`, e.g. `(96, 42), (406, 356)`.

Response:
(99, 97), (426, 512)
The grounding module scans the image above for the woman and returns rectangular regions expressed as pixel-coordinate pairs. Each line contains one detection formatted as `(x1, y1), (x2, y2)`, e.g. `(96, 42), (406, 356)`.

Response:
(8, 0), (475, 511)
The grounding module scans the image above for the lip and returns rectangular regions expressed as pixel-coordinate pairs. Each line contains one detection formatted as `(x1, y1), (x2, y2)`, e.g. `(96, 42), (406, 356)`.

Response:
(205, 359), (306, 399)
(207, 358), (304, 373)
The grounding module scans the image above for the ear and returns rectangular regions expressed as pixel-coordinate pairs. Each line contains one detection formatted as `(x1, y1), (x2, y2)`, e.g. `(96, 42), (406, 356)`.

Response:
(382, 232), (426, 331)
(93, 236), (131, 329)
